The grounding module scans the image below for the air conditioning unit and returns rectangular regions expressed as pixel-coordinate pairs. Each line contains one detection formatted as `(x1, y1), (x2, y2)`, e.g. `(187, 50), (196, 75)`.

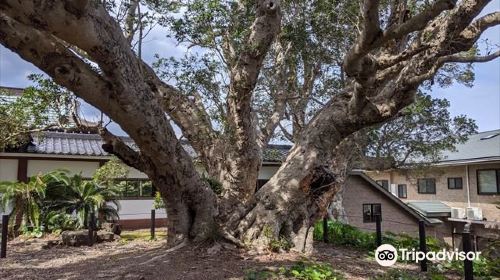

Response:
(451, 207), (466, 219)
(466, 207), (483, 220)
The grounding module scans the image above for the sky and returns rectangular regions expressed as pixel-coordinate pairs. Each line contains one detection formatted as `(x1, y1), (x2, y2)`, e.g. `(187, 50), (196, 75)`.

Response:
(0, 1), (499, 136)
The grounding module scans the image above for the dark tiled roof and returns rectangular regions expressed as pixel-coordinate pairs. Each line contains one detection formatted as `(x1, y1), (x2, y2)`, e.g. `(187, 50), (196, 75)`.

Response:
(0, 86), (24, 96)
(27, 132), (290, 162)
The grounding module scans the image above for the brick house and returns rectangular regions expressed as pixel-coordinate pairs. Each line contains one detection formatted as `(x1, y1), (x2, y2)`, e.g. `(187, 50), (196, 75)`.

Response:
(342, 171), (447, 239)
(364, 130), (500, 249)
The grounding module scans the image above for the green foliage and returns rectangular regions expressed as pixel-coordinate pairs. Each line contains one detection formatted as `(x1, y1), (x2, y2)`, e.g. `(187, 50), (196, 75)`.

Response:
(201, 174), (223, 195)
(244, 270), (274, 280)
(268, 237), (293, 253)
(0, 173), (48, 234)
(313, 220), (444, 255)
(153, 192), (165, 210)
(263, 224), (292, 252)
(0, 169), (121, 237)
(286, 261), (345, 280)
(0, 74), (75, 151)
(43, 211), (77, 234)
(45, 170), (121, 229)
(245, 261), (345, 280)
(373, 267), (452, 280)
(364, 91), (478, 169)
(371, 269), (420, 280)
(436, 240), (500, 279)
(93, 157), (129, 187)
(313, 220), (376, 250)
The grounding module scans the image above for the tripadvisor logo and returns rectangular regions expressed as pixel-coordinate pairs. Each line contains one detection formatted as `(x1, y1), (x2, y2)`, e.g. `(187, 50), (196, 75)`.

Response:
(375, 244), (482, 266)
(375, 244), (398, 266)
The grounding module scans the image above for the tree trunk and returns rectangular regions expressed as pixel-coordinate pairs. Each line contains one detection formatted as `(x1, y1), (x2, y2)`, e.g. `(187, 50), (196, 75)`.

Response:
(150, 172), (218, 247)
(231, 146), (342, 253)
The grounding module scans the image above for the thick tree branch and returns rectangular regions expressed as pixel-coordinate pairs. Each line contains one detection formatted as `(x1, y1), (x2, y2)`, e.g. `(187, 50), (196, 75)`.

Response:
(344, 0), (455, 79)
(444, 50), (500, 63)
(124, 0), (140, 44)
(460, 11), (500, 42)
(0, 0), (219, 164)
(100, 128), (148, 173)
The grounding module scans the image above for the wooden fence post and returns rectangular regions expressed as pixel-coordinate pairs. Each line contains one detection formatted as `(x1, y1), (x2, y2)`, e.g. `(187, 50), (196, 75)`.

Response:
(322, 217), (328, 243)
(88, 212), (95, 246)
(463, 224), (473, 280)
(418, 220), (428, 272)
(375, 214), (382, 247)
(151, 209), (156, 240)
(1, 215), (8, 258)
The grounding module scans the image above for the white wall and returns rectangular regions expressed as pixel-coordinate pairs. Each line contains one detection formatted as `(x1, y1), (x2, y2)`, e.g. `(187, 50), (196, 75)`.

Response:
(27, 160), (100, 178)
(2, 157), (280, 220)
(127, 166), (148, 179)
(0, 159), (18, 181)
(116, 199), (167, 220)
(258, 166), (280, 179)
(0, 159), (18, 215)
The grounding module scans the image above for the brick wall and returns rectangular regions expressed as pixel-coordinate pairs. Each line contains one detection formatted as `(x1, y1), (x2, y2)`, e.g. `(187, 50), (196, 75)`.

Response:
(365, 162), (500, 221)
(343, 175), (420, 236)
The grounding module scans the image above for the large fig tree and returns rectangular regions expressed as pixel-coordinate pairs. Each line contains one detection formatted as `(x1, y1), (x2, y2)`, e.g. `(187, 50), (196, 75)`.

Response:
(0, 0), (498, 251)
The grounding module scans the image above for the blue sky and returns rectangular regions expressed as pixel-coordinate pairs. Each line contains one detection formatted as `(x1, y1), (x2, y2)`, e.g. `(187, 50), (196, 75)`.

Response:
(0, 2), (499, 135)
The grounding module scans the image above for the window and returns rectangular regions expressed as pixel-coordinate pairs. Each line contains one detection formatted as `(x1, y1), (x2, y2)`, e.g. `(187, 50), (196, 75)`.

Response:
(115, 179), (154, 198)
(397, 184), (407, 198)
(363, 203), (382, 223)
(418, 178), (436, 194)
(477, 169), (500, 195)
(376, 180), (389, 191)
(448, 177), (463, 189)
(255, 179), (268, 192)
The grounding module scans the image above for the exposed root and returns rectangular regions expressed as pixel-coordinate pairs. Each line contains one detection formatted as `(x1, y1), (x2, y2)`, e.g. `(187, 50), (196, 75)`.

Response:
(220, 229), (246, 248)
(138, 240), (188, 265)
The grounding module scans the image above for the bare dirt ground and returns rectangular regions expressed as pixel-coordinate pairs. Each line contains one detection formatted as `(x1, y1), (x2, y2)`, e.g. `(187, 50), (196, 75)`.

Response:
(0, 229), (454, 280)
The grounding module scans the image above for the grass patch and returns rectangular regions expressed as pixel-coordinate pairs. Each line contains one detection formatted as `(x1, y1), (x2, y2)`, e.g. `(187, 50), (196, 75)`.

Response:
(120, 229), (167, 242)
(245, 260), (345, 280)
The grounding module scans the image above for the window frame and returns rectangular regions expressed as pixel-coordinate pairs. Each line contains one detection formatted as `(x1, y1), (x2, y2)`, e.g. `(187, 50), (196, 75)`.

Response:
(476, 169), (500, 195)
(376, 180), (389, 191)
(113, 178), (155, 199)
(397, 184), (407, 198)
(417, 178), (436, 194)
(447, 177), (463, 190)
(362, 203), (382, 223)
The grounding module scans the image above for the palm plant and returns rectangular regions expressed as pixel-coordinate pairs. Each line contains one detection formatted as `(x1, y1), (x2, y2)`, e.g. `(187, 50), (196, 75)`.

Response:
(44, 171), (121, 229)
(0, 173), (47, 235)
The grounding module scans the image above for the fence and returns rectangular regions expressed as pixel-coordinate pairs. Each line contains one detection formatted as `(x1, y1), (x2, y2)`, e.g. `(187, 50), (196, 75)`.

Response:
(321, 215), (475, 279)
(0, 209), (163, 258)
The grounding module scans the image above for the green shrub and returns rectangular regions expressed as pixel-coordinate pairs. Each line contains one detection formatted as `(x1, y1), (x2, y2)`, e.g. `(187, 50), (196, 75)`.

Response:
(313, 220), (377, 250)
(153, 191), (165, 209)
(202, 175), (223, 195)
(372, 268), (420, 280)
(263, 225), (292, 252)
(314, 220), (445, 255)
(43, 211), (77, 233)
(245, 261), (345, 280)
(439, 257), (499, 279)
(286, 261), (345, 280)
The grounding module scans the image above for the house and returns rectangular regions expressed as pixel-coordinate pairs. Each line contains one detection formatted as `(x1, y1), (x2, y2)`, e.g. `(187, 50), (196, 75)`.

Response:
(342, 171), (447, 239)
(364, 130), (500, 249)
(0, 131), (287, 229)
